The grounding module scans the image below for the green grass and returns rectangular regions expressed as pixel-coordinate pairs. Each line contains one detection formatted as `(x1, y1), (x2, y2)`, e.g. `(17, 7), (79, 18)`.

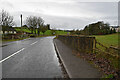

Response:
(44, 30), (69, 35)
(15, 28), (31, 33)
(44, 30), (52, 35)
(15, 27), (69, 35)
(93, 33), (118, 47)
(101, 74), (114, 79)
(55, 30), (69, 35)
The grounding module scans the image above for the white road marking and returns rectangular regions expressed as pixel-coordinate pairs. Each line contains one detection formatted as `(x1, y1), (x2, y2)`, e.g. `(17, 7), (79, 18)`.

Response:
(30, 41), (38, 45)
(0, 48), (25, 63)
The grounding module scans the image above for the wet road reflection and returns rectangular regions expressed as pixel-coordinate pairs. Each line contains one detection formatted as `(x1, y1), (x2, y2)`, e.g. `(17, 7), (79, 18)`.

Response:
(2, 36), (63, 78)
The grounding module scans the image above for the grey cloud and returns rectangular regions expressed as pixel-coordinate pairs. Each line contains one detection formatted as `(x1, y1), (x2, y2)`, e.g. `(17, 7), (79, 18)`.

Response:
(0, 0), (118, 29)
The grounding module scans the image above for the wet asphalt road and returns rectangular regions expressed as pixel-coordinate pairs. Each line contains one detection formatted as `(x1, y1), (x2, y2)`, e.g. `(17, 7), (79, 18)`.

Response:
(2, 36), (62, 78)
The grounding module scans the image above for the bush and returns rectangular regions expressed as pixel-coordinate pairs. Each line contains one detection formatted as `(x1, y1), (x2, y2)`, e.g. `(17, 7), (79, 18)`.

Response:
(29, 34), (36, 37)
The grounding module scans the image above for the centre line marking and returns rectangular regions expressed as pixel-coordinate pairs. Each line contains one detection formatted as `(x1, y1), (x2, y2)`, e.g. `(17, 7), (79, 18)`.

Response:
(30, 41), (38, 45)
(0, 48), (25, 63)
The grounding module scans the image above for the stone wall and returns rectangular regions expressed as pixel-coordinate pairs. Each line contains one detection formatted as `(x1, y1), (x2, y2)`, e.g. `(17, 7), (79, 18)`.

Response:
(57, 35), (96, 53)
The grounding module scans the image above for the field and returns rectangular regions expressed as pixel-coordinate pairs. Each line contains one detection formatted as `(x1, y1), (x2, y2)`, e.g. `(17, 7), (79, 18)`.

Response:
(55, 30), (68, 35)
(93, 33), (118, 48)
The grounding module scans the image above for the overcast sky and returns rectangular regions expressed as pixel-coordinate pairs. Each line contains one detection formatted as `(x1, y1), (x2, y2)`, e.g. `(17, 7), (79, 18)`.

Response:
(0, 0), (119, 30)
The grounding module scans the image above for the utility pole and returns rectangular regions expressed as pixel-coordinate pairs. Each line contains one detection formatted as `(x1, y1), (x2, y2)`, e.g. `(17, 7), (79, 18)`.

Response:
(20, 14), (22, 27)
(20, 14), (23, 38)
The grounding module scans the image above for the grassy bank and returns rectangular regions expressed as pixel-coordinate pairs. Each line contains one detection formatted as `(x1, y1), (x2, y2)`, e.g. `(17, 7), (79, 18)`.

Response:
(15, 27), (69, 35)
(93, 33), (118, 48)
(15, 28), (31, 33)
(91, 33), (119, 78)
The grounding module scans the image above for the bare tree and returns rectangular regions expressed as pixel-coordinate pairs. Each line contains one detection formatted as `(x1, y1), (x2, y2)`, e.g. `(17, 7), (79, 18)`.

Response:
(26, 16), (38, 34)
(26, 16), (33, 33)
(37, 17), (44, 35)
(0, 10), (14, 27)
(26, 16), (44, 35)
(0, 10), (14, 34)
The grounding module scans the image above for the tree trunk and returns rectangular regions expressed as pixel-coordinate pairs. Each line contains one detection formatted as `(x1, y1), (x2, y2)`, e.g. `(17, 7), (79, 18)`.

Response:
(31, 28), (33, 34)
(34, 29), (36, 35)
(37, 29), (40, 36)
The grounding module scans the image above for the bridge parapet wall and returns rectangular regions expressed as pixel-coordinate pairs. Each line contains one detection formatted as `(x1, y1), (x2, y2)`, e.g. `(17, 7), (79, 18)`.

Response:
(57, 35), (96, 53)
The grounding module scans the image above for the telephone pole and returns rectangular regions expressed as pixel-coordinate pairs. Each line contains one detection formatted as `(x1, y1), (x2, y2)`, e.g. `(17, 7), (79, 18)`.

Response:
(20, 14), (22, 27)
(20, 14), (23, 38)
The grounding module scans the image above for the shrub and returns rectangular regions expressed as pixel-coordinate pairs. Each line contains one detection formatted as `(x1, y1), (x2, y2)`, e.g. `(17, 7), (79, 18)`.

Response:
(29, 34), (36, 37)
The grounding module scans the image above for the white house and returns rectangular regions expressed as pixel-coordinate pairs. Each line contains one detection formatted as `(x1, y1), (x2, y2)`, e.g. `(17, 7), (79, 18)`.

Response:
(110, 26), (120, 32)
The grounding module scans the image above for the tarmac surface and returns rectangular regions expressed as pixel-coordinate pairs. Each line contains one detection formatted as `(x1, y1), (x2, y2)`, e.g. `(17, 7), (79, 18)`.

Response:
(1, 36), (62, 78)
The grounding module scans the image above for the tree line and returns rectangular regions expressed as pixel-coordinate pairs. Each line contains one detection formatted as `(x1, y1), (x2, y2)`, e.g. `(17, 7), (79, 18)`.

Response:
(70, 21), (116, 35)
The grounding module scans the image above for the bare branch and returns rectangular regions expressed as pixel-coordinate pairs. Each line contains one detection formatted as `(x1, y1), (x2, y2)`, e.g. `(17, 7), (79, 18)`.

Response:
(0, 10), (14, 27)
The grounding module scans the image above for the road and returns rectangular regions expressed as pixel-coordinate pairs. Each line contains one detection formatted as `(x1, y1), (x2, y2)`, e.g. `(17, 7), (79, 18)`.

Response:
(1, 36), (62, 78)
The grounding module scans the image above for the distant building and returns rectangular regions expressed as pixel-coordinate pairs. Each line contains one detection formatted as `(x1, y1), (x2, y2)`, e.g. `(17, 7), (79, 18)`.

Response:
(110, 26), (120, 32)
(1, 27), (17, 34)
